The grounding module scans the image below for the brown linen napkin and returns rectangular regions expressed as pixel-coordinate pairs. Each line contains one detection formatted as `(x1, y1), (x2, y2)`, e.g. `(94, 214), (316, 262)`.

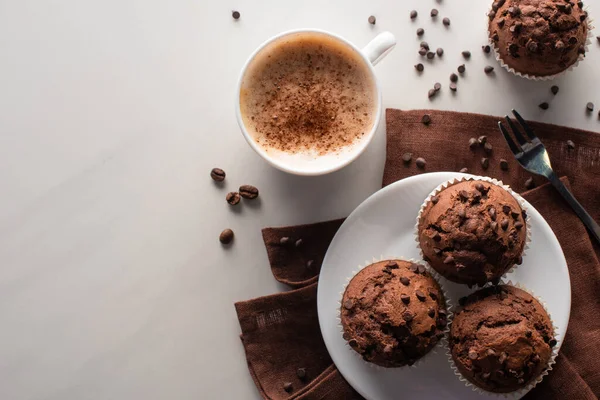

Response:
(235, 110), (600, 399)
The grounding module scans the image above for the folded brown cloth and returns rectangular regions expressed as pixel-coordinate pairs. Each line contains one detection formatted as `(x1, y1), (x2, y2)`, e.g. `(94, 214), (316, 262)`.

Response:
(235, 109), (600, 400)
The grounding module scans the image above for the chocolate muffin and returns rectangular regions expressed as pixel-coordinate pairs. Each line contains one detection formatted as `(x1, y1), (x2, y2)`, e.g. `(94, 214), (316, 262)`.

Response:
(488, 0), (589, 77)
(450, 285), (555, 393)
(418, 180), (526, 286)
(340, 260), (447, 367)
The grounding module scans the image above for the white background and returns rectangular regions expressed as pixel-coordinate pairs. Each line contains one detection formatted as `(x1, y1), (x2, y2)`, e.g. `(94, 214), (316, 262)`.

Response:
(0, 1), (598, 399)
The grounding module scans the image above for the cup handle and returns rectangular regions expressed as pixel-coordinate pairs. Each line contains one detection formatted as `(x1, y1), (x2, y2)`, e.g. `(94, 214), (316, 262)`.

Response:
(361, 31), (396, 66)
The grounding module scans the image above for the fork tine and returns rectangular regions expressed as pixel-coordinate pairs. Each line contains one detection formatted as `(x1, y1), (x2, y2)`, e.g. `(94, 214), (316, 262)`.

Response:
(511, 109), (537, 141)
(498, 121), (522, 155)
(505, 116), (528, 146)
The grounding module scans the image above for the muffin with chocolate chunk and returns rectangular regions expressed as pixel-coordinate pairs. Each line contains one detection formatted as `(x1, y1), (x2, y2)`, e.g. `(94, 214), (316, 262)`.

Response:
(418, 179), (527, 286)
(450, 285), (556, 393)
(488, 0), (590, 77)
(340, 259), (447, 368)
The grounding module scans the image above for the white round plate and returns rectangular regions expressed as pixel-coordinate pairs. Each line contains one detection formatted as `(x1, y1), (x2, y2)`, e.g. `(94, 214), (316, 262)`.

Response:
(317, 172), (570, 400)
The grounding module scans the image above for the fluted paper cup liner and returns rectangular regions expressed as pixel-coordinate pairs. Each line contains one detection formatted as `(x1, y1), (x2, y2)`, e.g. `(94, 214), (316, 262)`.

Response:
(337, 256), (453, 370)
(486, 5), (594, 81)
(415, 175), (531, 286)
(445, 281), (559, 398)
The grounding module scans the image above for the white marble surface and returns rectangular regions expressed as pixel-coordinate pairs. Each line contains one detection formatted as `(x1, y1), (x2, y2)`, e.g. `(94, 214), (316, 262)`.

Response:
(0, 1), (598, 399)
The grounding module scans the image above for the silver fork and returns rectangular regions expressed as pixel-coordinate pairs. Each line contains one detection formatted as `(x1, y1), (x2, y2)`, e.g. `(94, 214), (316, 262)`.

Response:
(498, 109), (600, 244)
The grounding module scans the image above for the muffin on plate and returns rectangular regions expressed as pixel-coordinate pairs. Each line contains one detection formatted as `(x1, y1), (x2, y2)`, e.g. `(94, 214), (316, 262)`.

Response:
(488, 0), (590, 78)
(340, 259), (447, 367)
(417, 179), (527, 286)
(449, 285), (556, 393)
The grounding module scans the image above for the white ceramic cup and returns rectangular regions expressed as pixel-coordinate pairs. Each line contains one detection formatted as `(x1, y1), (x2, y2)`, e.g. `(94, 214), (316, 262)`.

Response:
(235, 29), (396, 176)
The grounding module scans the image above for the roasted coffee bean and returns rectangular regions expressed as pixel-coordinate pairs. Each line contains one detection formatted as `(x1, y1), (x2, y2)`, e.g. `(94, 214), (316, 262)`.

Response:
(210, 168), (226, 182)
(436, 47), (444, 57)
(415, 63), (425, 72)
(410, 10), (418, 19)
(283, 382), (293, 393)
(469, 137), (478, 149)
(427, 51), (435, 59)
(458, 64), (466, 73)
(295, 238), (303, 248)
(525, 177), (535, 189)
(484, 142), (493, 154)
(416, 157), (427, 169)
(484, 65), (495, 74)
(401, 294), (411, 304)
(449, 82), (457, 92)
(431, 8), (439, 17)
(482, 45), (491, 53)
(500, 159), (509, 171)
(539, 102), (549, 110)
(226, 192), (241, 205)
(434, 82), (442, 92)
(219, 229), (234, 244)
(420, 41), (430, 50)
(450, 73), (459, 83)
(368, 15), (376, 24)
(428, 88), (436, 98)
(462, 50), (471, 59)
(443, 17), (450, 26)
(481, 157), (490, 169)
(586, 102), (594, 112)
(417, 28), (425, 36)
(280, 236), (290, 245)
(551, 85), (559, 95)
(297, 368), (307, 380)
(232, 10), (241, 20)
(422, 114), (432, 125)
(566, 140), (575, 150)
(239, 184), (259, 199)
(478, 135), (487, 145)
(402, 152), (413, 163)
(400, 276), (410, 286)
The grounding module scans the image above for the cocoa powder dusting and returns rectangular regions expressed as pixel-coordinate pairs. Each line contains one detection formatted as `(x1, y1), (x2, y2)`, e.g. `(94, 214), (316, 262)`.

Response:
(240, 33), (376, 155)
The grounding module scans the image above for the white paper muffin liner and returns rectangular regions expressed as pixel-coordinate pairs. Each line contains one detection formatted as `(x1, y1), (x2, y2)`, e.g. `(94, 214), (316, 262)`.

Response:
(337, 256), (453, 370)
(415, 175), (531, 286)
(444, 280), (559, 398)
(486, 4), (594, 80)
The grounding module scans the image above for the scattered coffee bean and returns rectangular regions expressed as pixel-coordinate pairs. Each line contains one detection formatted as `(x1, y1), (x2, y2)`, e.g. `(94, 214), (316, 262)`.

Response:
(422, 114), (432, 125)
(478, 135), (487, 145)
(210, 168), (226, 182)
(402, 152), (413, 163)
(586, 102), (594, 112)
(500, 159), (509, 171)
(401, 294), (411, 304)
(420, 41), (430, 50)
(436, 48), (444, 57)
(450, 73), (458, 82)
(484, 142), (493, 154)
(427, 51), (435, 59)
(419, 47), (428, 56)
(525, 177), (535, 189)
(431, 8), (439, 17)
(539, 102), (549, 110)
(306, 260), (314, 268)
(566, 140), (575, 150)
(295, 238), (303, 248)
(219, 229), (234, 244)
(417, 28), (425, 36)
(458, 64), (466, 74)
(481, 157), (489, 169)
(415, 63), (425, 72)
(482, 45), (491, 53)
(226, 192), (241, 205)
(416, 157), (427, 169)
(410, 10), (418, 19)
(449, 82), (457, 92)
(280, 236), (290, 245)
(283, 382), (293, 393)
(443, 17), (450, 26)
(462, 51), (471, 59)
(232, 10), (241, 20)
(428, 88), (436, 98)
(551, 85), (559, 95)
(400, 276), (410, 286)
(239, 184), (259, 199)
(434, 83), (442, 92)
(416, 290), (427, 301)
(297, 368), (307, 380)
(368, 15), (376, 25)
(484, 65), (495, 74)
(459, 167), (469, 173)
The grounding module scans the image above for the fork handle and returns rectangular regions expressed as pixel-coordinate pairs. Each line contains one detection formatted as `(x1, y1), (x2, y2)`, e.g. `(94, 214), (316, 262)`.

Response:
(547, 172), (600, 244)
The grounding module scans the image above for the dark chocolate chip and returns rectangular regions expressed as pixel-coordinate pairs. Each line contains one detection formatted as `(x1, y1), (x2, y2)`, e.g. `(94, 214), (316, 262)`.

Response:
(232, 10), (241, 20)
(401, 294), (411, 304)
(226, 192), (241, 205)
(283, 382), (293, 393)
(210, 168), (226, 182)
(436, 317), (447, 329)
(462, 51), (471, 59)
(539, 102), (549, 110)
(501, 219), (509, 230)
(502, 205), (511, 214)
(525, 177), (535, 189)
(422, 114), (432, 125)
(348, 339), (358, 347)
(489, 207), (497, 220)
(458, 64), (466, 74)
(417, 264), (426, 274)
(509, 43), (519, 56)
(482, 45), (491, 53)
(525, 330), (532, 338)
(386, 261), (399, 269)
(434, 83), (442, 92)
(403, 311), (414, 322)
(410, 10), (418, 19)
(400, 276), (410, 286)
(484, 142), (493, 154)
(427, 51), (435, 59)
(515, 221), (524, 230)
(482, 372), (491, 380)
(416, 290), (427, 301)
(297, 368), (307, 380)
(279, 237), (290, 245)
(368, 15), (376, 25)
(306, 260), (314, 268)
(486, 349), (496, 356)
(444, 255), (454, 264)
(433, 232), (441, 242)
(484, 65), (495, 74)
(419, 47), (428, 56)
(416, 157), (426, 169)
(428, 308), (436, 318)
(489, 10), (496, 19)
(430, 8), (439, 17)
(409, 263), (418, 272)
(497, 18), (505, 28)
(417, 28), (425, 36)
(500, 159), (509, 171)
(402, 152), (413, 164)
(586, 102), (594, 112)
(556, 40), (565, 50)
(450, 73), (459, 83)
(511, 211), (520, 219)
(566, 140), (575, 150)
(415, 63), (425, 72)
(449, 82), (457, 92)
(499, 352), (508, 363)
(459, 190), (469, 200)
(508, 6), (521, 16)
(429, 290), (438, 301)
(478, 135), (487, 145)
(343, 299), (354, 310)
(443, 17), (450, 26)
(468, 137), (478, 149)
(491, 221), (498, 230)
(551, 85), (559, 95)
(468, 349), (478, 360)
(420, 41), (430, 50)
(481, 157), (489, 169)
(219, 229), (234, 244)
(431, 195), (439, 205)
(428, 88), (436, 98)
(433, 247), (442, 256)
(436, 48), (444, 57)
